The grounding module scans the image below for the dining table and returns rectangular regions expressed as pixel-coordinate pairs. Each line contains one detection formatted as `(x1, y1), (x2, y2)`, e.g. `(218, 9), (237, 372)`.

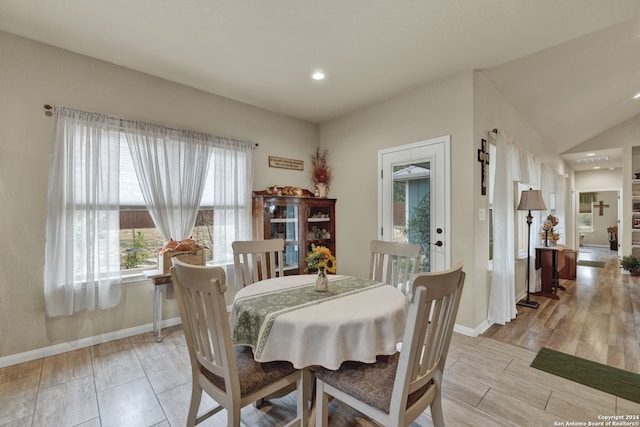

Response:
(230, 274), (409, 370)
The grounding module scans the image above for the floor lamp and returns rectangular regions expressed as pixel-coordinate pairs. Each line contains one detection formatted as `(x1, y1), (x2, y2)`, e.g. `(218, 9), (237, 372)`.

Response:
(516, 188), (547, 309)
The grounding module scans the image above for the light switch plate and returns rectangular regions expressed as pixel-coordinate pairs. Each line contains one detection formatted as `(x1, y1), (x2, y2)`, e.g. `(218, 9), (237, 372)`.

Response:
(478, 208), (486, 221)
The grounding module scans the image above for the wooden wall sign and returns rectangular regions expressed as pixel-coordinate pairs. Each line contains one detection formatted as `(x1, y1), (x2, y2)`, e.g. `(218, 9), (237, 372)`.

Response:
(478, 139), (490, 195)
(268, 156), (304, 171)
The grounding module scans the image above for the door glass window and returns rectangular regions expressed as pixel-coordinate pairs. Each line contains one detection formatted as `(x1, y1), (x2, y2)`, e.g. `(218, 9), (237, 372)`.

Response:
(393, 162), (431, 271)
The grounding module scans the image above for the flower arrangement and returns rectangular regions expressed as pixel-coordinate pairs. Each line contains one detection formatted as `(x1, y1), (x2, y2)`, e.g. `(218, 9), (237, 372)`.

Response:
(310, 148), (332, 190)
(305, 244), (336, 274)
(542, 214), (559, 230)
(539, 215), (560, 243)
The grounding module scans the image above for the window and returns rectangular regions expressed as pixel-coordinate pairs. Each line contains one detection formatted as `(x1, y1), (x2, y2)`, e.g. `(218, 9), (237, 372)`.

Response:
(45, 106), (253, 317)
(119, 140), (219, 275)
(579, 212), (593, 233)
(119, 139), (160, 273)
(578, 192), (597, 233)
(120, 136), (253, 275)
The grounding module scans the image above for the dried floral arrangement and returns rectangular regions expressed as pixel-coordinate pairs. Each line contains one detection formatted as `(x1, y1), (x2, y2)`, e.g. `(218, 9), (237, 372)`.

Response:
(310, 148), (332, 190)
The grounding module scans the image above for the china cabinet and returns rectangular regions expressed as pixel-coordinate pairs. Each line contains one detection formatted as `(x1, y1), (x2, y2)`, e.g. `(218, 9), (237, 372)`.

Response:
(252, 194), (336, 275)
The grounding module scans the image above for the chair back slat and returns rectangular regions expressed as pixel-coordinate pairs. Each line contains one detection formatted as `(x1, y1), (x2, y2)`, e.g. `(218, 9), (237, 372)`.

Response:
(369, 240), (422, 293)
(233, 239), (285, 287)
(390, 263), (465, 416)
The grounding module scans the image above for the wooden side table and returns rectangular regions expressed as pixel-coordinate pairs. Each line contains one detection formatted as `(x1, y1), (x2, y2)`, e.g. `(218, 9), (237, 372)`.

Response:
(144, 270), (172, 341)
(559, 248), (578, 280)
(534, 246), (566, 299)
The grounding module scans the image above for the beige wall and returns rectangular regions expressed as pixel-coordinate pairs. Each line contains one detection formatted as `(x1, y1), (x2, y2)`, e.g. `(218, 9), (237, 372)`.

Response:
(319, 71), (481, 331)
(0, 31), (318, 360)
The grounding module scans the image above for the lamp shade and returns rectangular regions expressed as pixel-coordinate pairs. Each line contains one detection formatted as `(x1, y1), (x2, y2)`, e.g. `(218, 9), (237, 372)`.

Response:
(517, 189), (547, 211)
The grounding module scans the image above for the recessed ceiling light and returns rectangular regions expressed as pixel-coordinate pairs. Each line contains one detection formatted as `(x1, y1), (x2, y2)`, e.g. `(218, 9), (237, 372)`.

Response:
(634, 92), (640, 99)
(586, 153), (595, 156)
(311, 71), (325, 81)
(593, 166), (601, 169)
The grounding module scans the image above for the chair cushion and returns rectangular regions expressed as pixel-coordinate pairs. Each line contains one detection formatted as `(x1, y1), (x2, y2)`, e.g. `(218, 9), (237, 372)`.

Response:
(316, 353), (430, 414)
(200, 345), (297, 396)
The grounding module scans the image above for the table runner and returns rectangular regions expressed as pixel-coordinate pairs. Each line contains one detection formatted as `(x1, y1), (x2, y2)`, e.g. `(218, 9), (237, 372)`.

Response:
(232, 276), (383, 359)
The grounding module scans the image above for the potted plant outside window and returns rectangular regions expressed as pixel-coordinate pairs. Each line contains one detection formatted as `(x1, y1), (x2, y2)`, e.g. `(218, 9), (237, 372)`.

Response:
(620, 255), (640, 276)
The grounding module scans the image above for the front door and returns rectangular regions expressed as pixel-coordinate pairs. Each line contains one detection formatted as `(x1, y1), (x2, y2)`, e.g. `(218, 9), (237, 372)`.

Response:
(378, 135), (450, 272)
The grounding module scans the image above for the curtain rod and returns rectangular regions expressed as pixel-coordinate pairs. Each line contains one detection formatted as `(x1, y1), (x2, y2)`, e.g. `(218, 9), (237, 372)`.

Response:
(43, 104), (259, 147)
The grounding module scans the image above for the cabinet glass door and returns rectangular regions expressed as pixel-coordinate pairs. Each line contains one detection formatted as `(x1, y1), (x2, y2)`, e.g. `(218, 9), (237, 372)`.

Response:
(269, 204), (298, 241)
(307, 206), (332, 241)
(268, 203), (299, 272)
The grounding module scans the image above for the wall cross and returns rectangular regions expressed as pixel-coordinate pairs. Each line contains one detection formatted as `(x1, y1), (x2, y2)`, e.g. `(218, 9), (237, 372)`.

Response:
(478, 138), (490, 195)
(593, 200), (610, 216)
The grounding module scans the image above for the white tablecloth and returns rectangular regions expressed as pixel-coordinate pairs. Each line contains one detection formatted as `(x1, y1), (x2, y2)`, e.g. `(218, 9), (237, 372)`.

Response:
(230, 274), (409, 370)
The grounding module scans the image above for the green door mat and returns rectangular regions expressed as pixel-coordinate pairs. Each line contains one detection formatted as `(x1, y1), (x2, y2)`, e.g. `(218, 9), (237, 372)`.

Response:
(531, 347), (640, 403)
(576, 260), (605, 268)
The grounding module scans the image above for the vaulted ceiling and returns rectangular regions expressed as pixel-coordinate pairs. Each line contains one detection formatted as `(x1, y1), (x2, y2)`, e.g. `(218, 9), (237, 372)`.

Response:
(1, 1), (639, 170)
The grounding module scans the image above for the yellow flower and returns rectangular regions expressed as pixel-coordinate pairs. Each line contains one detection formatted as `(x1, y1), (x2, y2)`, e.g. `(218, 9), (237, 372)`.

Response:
(305, 244), (337, 274)
(319, 255), (337, 274)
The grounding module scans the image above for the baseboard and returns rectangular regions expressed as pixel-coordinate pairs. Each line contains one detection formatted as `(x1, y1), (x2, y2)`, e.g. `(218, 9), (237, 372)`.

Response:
(0, 317), (182, 369)
(454, 320), (491, 337)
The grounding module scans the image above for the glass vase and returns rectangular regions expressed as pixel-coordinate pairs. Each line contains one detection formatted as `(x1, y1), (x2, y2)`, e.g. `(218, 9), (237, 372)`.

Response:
(315, 267), (329, 292)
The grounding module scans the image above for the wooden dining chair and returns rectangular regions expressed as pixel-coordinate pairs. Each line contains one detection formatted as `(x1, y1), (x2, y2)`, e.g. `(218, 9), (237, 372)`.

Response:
(314, 263), (465, 427)
(370, 239), (422, 294)
(232, 239), (285, 288)
(170, 258), (308, 427)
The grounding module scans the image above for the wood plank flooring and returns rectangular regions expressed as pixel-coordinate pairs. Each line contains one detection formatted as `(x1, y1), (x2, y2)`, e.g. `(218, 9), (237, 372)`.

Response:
(483, 246), (640, 375)
(1, 246), (638, 426)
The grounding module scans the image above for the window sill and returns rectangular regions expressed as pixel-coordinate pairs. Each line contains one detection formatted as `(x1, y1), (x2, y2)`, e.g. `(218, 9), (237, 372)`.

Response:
(121, 272), (148, 284)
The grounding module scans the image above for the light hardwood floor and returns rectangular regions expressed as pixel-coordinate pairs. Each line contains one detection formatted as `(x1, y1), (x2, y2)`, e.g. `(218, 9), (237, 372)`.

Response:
(483, 246), (640, 374)
(1, 246), (639, 426)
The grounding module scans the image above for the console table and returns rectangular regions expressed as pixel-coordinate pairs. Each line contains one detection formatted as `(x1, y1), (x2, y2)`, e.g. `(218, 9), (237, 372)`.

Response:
(143, 270), (172, 341)
(534, 246), (566, 299)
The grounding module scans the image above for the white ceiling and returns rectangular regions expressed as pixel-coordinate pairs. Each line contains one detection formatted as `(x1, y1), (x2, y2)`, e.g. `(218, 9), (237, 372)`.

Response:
(1, 1), (640, 169)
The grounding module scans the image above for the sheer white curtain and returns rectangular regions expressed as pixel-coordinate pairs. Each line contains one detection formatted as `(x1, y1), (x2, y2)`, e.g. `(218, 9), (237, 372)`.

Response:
(44, 107), (122, 317)
(489, 131), (569, 322)
(489, 131), (546, 323)
(488, 130), (517, 324)
(201, 137), (255, 268)
(526, 159), (544, 293)
(553, 171), (566, 245)
(124, 123), (213, 241)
